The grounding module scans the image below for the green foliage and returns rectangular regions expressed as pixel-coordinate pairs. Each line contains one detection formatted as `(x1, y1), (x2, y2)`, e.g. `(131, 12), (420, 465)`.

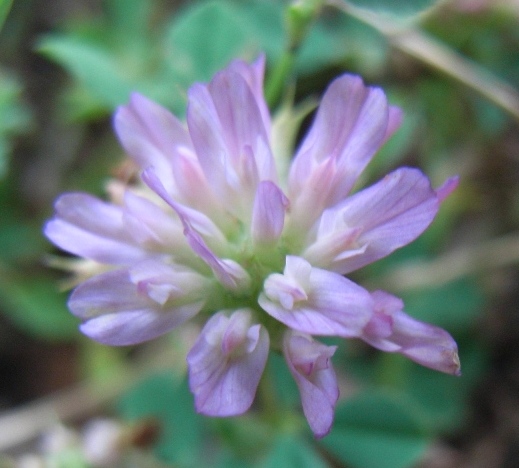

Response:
(260, 434), (329, 468)
(346, 0), (443, 18)
(117, 373), (205, 466)
(0, 0), (12, 31)
(320, 391), (430, 468)
(0, 70), (31, 178)
(0, 267), (78, 340)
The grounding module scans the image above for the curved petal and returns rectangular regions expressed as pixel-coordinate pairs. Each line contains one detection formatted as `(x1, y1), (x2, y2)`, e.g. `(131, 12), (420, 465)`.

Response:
(114, 93), (192, 193)
(251, 181), (289, 245)
(70, 265), (206, 345)
(187, 66), (275, 215)
(259, 256), (373, 337)
(304, 168), (452, 274)
(288, 74), (390, 226)
(284, 331), (339, 438)
(362, 290), (461, 375)
(187, 310), (269, 416)
(44, 193), (146, 264)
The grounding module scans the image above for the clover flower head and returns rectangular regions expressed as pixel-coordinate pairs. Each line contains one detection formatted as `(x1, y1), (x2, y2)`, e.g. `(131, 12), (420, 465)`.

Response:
(45, 54), (460, 437)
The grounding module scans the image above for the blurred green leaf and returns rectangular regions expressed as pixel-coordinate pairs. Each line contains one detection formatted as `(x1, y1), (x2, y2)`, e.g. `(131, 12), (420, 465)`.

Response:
(0, 0), (12, 31)
(319, 390), (430, 468)
(260, 434), (329, 468)
(0, 266), (78, 340)
(346, 0), (442, 18)
(37, 36), (134, 108)
(0, 70), (32, 178)
(165, 1), (250, 84)
(117, 373), (205, 466)
(401, 278), (485, 332)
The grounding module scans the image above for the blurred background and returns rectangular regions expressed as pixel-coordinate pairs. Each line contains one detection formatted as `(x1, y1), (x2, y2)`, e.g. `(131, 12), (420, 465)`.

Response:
(1, 0), (519, 466)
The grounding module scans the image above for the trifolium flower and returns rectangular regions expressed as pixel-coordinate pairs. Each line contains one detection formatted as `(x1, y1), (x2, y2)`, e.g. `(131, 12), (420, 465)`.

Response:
(45, 55), (460, 438)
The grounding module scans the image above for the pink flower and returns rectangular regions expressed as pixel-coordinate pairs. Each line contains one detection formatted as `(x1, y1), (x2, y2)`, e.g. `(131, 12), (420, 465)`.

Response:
(45, 54), (460, 437)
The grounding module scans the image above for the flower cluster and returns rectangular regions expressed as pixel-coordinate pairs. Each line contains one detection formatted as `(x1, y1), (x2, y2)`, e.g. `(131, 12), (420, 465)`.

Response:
(45, 55), (460, 438)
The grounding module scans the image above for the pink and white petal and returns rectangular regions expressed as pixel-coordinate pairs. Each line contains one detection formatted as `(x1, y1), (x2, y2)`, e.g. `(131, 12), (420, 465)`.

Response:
(289, 75), (389, 208)
(259, 256), (373, 337)
(284, 332), (339, 438)
(44, 193), (146, 264)
(187, 310), (269, 416)
(251, 181), (289, 245)
(311, 168), (447, 274)
(362, 290), (461, 375)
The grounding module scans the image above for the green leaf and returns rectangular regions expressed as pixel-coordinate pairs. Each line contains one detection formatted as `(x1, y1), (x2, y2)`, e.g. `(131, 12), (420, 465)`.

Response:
(117, 373), (204, 466)
(401, 278), (485, 332)
(319, 391), (430, 468)
(346, 0), (442, 18)
(0, 266), (78, 340)
(165, 1), (250, 84)
(260, 434), (330, 468)
(37, 36), (134, 108)
(0, 0), (12, 31)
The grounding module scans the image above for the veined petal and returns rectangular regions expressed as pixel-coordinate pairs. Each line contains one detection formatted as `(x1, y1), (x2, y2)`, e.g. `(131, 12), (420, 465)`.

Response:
(187, 310), (269, 416)
(362, 290), (461, 375)
(259, 256), (373, 337)
(114, 93), (192, 193)
(305, 168), (452, 274)
(288, 74), (390, 225)
(143, 168), (250, 290)
(226, 54), (270, 134)
(69, 266), (206, 345)
(284, 331), (339, 438)
(187, 66), (275, 216)
(251, 181), (289, 245)
(44, 193), (146, 264)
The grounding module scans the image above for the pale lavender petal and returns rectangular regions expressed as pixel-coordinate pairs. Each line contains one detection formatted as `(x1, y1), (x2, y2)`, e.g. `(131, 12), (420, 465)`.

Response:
(435, 175), (459, 203)
(114, 93), (191, 192)
(288, 75), (390, 225)
(382, 105), (403, 143)
(187, 66), (275, 214)
(44, 193), (146, 264)
(251, 181), (289, 245)
(187, 310), (269, 416)
(283, 331), (339, 438)
(259, 256), (373, 337)
(142, 168), (250, 290)
(304, 168), (447, 274)
(69, 267), (205, 345)
(362, 290), (461, 375)
(227, 54), (270, 134)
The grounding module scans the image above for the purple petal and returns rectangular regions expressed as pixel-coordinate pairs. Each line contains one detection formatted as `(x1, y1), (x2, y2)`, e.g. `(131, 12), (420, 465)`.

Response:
(226, 54), (270, 134)
(251, 181), (289, 245)
(288, 74), (390, 225)
(304, 168), (447, 274)
(70, 267), (205, 345)
(114, 93), (191, 192)
(382, 105), (403, 143)
(187, 66), (275, 214)
(259, 256), (373, 337)
(44, 193), (146, 264)
(362, 290), (461, 375)
(187, 310), (269, 416)
(142, 168), (250, 290)
(435, 175), (459, 203)
(283, 331), (339, 438)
